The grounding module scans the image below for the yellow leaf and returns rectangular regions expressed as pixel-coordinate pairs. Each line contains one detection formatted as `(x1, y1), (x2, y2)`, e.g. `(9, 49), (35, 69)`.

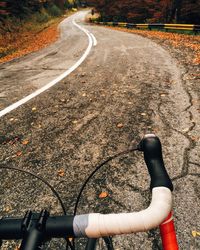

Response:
(32, 107), (37, 111)
(192, 231), (200, 237)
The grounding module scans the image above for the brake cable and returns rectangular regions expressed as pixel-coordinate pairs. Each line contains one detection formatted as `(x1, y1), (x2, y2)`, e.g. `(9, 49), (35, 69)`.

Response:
(0, 165), (75, 250)
(0, 146), (138, 250)
(73, 147), (138, 216)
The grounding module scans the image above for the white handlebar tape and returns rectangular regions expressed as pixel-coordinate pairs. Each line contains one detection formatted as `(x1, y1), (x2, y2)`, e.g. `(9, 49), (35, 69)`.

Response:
(73, 187), (172, 238)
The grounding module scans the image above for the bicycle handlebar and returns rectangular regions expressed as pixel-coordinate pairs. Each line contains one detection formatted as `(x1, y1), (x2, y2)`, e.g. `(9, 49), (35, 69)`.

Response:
(138, 134), (173, 191)
(0, 134), (173, 249)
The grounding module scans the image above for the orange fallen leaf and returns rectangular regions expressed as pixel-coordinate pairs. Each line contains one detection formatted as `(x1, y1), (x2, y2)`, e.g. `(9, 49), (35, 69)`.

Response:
(16, 151), (22, 157)
(191, 136), (199, 142)
(22, 140), (29, 145)
(9, 137), (20, 145)
(99, 191), (108, 199)
(117, 123), (124, 128)
(57, 169), (65, 177)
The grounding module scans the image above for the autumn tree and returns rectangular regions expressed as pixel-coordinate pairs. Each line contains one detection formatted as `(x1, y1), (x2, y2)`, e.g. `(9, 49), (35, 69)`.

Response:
(175, 0), (200, 24)
(54, 0), (65, 9)
(87, 0), (200, 24)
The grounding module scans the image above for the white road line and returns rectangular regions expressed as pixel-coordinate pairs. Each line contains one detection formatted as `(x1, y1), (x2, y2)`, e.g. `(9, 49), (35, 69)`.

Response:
(90, 33), (97, 46)
(0, 19), (95, 118)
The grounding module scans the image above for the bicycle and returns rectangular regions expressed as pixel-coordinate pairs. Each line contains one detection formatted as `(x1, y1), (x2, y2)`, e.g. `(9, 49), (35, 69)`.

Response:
(0, 134), (179, 250)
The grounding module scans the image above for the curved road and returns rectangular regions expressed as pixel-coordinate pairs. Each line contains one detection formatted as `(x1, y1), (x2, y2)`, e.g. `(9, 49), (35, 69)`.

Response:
(0, 11), (199, 249)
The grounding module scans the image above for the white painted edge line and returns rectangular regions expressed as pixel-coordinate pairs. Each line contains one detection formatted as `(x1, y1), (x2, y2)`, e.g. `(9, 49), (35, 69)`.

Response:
(73, 20), (97, 46)
(0, 19), (96, 118)
(90, 33), (97, 46)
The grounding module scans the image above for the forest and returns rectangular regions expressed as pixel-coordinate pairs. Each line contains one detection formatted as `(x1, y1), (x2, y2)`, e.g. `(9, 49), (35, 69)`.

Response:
(1, 0), (199, 24)
(86, 0), (200, 24)
(0, 0), (82, 21)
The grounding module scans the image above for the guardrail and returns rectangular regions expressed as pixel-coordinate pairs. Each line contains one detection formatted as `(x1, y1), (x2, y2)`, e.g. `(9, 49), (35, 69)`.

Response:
(91, 20), (200, 34)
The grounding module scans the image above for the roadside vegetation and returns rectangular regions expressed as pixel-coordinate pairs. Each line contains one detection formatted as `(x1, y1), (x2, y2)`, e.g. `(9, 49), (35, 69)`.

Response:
(0, 0), (82, 63)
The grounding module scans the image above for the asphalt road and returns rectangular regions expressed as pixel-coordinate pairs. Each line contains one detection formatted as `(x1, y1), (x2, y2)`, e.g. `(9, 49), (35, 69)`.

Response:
(0, 10), (199, 249)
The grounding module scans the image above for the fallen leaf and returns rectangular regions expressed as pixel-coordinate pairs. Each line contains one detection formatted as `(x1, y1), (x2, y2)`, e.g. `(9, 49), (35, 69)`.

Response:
(22, 140), (29, 145)
(82, 93), (86, 97)
(99, 191), (108, 199)
(160, 93), (166, 97)
(72, 120), (78, 124)
(117, 123), (124, 128)
(16, 151), (22, 157)
(190, 136), (199, 142)
(57, 169), (65, 177)
(141, 113), (146, 116)
(32, 107), (37, 111)
(3, 206), (11, 212)
(9, 137), (20, 145)
(10, 118), (14, 121)
(192, 231), (200, 237)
